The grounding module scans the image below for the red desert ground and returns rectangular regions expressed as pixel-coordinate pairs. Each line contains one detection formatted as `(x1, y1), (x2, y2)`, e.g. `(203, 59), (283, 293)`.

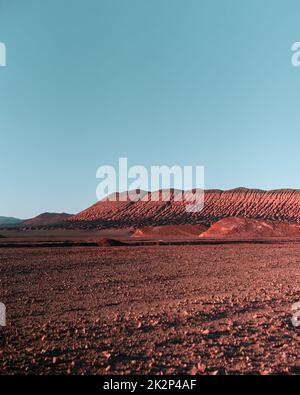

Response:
(0, 188), (299, 374)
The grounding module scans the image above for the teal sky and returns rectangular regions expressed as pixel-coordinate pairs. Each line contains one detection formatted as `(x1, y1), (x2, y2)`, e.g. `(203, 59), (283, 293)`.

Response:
(1, 0), (300, 218)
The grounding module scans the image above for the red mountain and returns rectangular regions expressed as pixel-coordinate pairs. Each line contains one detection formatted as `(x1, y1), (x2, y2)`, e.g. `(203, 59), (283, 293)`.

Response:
(132, 224), (207, 239)
(68, 188), (300, 228)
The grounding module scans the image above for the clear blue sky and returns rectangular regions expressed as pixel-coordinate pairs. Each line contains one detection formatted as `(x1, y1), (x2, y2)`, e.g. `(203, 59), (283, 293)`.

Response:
(1, 0), (300, 218)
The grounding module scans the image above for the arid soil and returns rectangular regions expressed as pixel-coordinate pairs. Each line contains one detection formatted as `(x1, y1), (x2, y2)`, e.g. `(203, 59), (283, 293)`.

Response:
(0, 243), (299, 375)
(0, 228), (135, 244)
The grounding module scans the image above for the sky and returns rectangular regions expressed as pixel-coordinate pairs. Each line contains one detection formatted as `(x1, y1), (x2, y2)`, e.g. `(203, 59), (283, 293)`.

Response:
(1, 0), (300, 218)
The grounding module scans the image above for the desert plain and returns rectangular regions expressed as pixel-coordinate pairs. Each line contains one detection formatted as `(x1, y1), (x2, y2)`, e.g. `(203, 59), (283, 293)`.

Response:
(0, 227), (299, 375)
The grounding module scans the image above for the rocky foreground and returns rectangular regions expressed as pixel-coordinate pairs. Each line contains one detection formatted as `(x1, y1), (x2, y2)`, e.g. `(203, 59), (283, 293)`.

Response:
(0, 244), (299, 374)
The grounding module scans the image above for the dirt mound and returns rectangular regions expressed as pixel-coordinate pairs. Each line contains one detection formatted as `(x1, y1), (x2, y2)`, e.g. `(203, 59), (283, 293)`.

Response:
(97, 238), (128, 247)
(68, 188), (300, 228)
(132, 224), (207, 239)
(199, 217), (300, 239)
(21, 213), (72, 227)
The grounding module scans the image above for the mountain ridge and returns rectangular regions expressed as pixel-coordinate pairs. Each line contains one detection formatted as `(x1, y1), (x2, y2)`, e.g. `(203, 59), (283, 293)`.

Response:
(68, 188), (300, 228)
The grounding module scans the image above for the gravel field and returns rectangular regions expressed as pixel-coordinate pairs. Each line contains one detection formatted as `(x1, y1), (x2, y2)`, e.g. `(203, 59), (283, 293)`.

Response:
(0, 244), (299, 374)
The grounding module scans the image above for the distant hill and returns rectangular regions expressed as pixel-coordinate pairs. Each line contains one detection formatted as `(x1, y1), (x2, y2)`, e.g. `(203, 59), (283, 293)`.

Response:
(0, 216), (23, 228)
(20, 212), (72, 227)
